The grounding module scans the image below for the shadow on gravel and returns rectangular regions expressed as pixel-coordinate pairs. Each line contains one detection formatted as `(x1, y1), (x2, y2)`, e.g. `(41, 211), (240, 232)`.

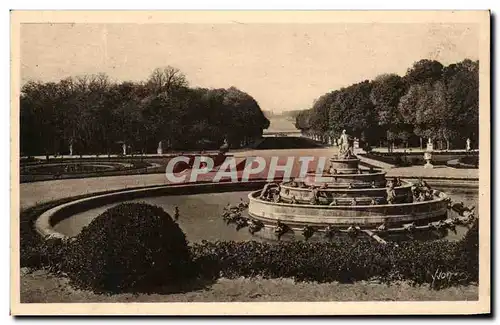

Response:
(254, 136), (325, 150)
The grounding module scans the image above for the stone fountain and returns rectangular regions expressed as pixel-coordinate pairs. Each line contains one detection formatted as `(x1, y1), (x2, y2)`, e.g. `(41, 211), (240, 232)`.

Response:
(228, 130), (476, 242)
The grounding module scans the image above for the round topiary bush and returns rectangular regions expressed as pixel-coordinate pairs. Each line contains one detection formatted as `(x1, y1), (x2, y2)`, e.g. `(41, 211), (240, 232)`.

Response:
(62, 203), (193, 293)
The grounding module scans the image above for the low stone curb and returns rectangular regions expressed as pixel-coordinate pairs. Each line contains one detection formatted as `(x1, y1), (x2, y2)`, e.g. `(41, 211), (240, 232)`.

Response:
(34, 180), (268, 240)
(358, 155), (395, 170)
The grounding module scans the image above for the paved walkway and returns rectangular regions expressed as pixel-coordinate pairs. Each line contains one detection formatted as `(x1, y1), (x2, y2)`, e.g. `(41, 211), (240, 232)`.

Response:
(19, 173), (171, 209)
(358, 155), (394, 170)
(20, 162), (479, 211)
(386, 165), (478, 180)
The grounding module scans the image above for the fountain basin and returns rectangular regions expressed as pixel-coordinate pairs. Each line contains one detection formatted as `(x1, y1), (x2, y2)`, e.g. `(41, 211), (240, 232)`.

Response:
(248, 189), (449, 229)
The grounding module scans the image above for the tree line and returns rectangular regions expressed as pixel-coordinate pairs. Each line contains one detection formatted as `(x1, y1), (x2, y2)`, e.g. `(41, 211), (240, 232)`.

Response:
(20, 66), (270, 157)
(295, 59), (479, 151)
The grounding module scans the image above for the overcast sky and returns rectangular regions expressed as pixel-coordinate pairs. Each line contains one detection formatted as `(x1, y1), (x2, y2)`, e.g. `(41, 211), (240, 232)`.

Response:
(21, 23), (478, 112)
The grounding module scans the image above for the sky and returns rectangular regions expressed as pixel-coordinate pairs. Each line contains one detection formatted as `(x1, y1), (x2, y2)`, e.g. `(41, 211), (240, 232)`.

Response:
(20, 23), (479, 112)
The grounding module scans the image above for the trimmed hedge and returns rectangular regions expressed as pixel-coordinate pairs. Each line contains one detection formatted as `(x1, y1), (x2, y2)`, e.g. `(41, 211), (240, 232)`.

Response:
(20, 160), (158, 183)
(22, 161), (151, 175)
(361, 152), (479, 167)
(190, 224), (478, 289)
(20, 195), (92, 270)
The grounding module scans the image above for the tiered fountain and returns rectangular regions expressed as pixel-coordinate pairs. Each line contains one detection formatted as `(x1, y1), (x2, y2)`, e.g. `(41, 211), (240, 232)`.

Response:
(235, 130), (475, 242)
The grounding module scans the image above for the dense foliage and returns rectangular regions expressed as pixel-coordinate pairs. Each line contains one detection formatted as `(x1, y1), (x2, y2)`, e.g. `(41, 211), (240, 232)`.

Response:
(295, 59), (479, 150)
(191, 229), (478, 288)
(456, 219), (479, 280)
(21, 66), (270, 157)
(61, 203), (193, 293)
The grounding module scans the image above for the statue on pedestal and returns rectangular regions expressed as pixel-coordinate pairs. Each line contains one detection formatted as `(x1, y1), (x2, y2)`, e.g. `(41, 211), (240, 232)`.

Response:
(157, 141), (163, 155)
(219, 138), (229, 155)
(426, 138), (433, 152)
(424, 138), (434, 169)
(338, 129), (353, 159)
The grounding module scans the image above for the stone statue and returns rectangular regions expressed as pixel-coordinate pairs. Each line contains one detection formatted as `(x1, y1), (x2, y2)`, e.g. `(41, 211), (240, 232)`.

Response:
(157, 141), (163, 155)
(386, 181), (396, 204)
(426, 138), (433, 152)
(219, 138), (229, 154)
(259, 182), (278, 200)
(466, 138), (471, 151)
(338, 129), (353, 159)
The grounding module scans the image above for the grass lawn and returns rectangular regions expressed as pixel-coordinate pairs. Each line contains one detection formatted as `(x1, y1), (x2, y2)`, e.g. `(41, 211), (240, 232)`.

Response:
(21, 269), (478, 303)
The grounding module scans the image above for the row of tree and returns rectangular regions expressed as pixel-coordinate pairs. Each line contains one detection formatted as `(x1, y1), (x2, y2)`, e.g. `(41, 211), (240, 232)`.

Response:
(295, 59), (479, 150)
(20, 66), (270, 156)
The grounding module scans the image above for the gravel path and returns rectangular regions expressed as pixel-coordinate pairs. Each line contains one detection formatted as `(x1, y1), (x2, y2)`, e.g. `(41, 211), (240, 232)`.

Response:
(21, 269), (478, 303)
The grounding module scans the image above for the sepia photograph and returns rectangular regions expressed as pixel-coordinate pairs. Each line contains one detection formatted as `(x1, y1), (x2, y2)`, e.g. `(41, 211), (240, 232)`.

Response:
(10, 10), (490, 315)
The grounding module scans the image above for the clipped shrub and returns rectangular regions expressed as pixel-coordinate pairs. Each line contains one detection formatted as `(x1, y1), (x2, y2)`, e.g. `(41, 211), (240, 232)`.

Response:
(455, 219), (479, 283)
(20, 200), (74, 270)
(190, 226), (479, 288)
(62, 203), (193, 293)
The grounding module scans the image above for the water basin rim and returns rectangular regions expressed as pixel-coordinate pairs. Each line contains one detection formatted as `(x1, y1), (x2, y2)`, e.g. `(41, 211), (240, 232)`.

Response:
(305, 171), (387, 177)
(329, 157), (361, 162)
(280, 182), (411, 192)
(248, 189), (448, 209)
(34, 179), (270, 240)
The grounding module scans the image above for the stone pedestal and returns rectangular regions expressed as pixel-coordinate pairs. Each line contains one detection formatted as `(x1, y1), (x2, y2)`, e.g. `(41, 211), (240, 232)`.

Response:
(329, 158), (360, 174)
(424, 151), (433, 169)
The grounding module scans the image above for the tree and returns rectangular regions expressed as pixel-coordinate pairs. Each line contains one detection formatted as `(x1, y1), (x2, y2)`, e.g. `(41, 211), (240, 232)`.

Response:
(20, 81), (63, 158)
(295, 109), (311, 134)
(405, 59), (444, 85)
(20, 67), (269, 155)
(222, 87), (269, 147)
(370, 74), (408, 151)
(295, 58), (478, 151)
(108, 82), (145, 153)
(146, 66), (188, 95)
(328, 81), (379, 143)
(442, 59), (479, 146)
(398, 81), (449, 149)
(309, 93), (333, 142)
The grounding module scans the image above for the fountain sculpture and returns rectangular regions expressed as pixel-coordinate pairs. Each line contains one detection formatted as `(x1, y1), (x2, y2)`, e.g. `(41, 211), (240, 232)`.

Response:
(222, 130), (476, 242)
